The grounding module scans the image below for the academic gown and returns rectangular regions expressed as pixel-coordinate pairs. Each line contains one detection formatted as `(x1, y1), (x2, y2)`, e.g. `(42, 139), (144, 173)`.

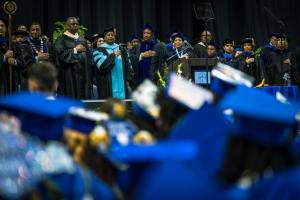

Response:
(261, 48), (299, 85)
(150, 44), (192, 84)
(131, 40), (156, 84)
(16, 42), (36, 91)
(54, 35), (91, 99)
(192, 42), (207, 58)
(0, 38), (25, 95)
(234, 52), (264, 85)
(92, 43), (133, 99)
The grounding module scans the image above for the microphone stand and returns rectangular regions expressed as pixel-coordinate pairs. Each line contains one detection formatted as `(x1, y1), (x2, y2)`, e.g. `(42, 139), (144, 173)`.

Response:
(166, 45), (192, 63)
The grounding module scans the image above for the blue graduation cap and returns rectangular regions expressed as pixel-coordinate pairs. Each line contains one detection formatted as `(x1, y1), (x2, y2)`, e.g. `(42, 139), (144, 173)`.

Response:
(211, 62), (255, 98)
(222, 38), (234, 46)
(219, 86), (299, 146)
(128, 34), (142, 43)
(131, 79), (161, 120)
(65, 107), (109, 134)
(0, 92), (82, 141)
(102, 27), (115, 36)
(241, 38), (254, 45)
(207, 41), (220, 50)
(108, 140), (198, 163)
(269, 32), (281, 39)
(140, 24), (157, 38)
(142, 24), (155, 33)
(170, 103), (229, 173)
(170, 32), (185, 41)
(165, 73), (214, 110)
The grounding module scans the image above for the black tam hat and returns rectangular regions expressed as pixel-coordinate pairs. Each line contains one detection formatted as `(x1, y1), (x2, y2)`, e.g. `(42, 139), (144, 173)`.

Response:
(222, 38), (234, 46)
(13, 30), (29, 37)
(171, 33), (185, 41)
(102, 27), (115, 36)
(241, 38), (254, 45)
(207, 41), (220, 50)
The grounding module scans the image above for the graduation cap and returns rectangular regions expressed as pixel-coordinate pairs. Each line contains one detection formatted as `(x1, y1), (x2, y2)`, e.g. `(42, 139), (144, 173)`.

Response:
(142, 24), (155, 33)
(170, 102), (229, 173)
(211, 62), (255, 97)
(276, 33), (287, 39)
(207, 41), (220, 50)
(102, 27), (115, 36)
(167, 29), (179, 39)
(219, 86), (299, 146)
(241, 38), (254, 45)
(13, 30), (29, 37)
(131, 79), (161, 120)
(128, 35), (142, 43)
(133, 159), (230, 200)
(85, 33), (100, 42)
(0, 92), (83, 141)
(222, 38), (234, 46)
(65, 107), (109, 134)
(170, 32), (185, 41)
(141, 24), (157, 38)
(108, 140), (198, 163)
(165, 73), (214, 110)
(269, 32), (281, 38)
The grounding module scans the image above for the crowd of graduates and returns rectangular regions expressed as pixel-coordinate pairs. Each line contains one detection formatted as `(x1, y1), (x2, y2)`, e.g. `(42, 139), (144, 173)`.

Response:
(1, 15), (300, 199)
(1, 16), (300, 100)
(1, 59), (300, 199)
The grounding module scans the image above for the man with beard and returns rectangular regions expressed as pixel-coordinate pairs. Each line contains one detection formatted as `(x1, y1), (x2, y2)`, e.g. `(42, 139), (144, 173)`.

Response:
(54, 17), (91, 99)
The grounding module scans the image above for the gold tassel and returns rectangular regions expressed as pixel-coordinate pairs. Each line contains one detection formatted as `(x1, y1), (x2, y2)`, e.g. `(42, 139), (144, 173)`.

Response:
(256, 79), (265, 88)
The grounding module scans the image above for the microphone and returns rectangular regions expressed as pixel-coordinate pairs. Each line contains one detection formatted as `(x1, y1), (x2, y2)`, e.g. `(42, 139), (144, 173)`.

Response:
(184, 40), (194, 50)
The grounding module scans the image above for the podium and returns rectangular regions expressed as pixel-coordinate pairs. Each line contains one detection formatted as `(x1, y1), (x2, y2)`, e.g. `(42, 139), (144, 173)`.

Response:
(168, 58), (217, 86)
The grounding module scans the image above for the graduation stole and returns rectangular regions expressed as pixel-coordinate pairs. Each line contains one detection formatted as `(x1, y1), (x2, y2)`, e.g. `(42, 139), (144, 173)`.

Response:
(28, 37), (48, 56)
(140, 40), (156, 53)
(223, 52), (233, 62)
(173, 46), (186, 58)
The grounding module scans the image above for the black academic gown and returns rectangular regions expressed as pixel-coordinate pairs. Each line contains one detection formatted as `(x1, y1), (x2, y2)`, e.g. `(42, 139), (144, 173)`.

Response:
(234, 52), (264, 85)
(150, 44), (193, 84)
(0, 40), (25, 95)
(16, 42), (36, 91)
(128, 46), (140, 89)
(93, 45), (133, 99)
(261, 48), (299, 85)
(192, 43), (207, 58)
(54, 34), (91, 99)
(130, 40), (156, 85)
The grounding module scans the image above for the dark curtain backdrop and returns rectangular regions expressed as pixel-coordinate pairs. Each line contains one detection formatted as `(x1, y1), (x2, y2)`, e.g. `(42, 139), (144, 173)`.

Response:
(1, 0), (300, 47)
